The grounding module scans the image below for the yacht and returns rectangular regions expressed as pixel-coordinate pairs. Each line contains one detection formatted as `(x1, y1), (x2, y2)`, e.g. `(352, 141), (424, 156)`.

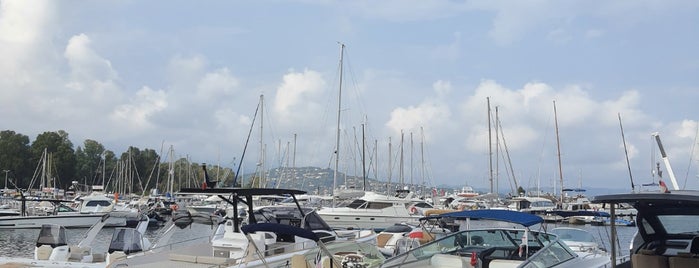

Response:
(316, 191), (422, 230)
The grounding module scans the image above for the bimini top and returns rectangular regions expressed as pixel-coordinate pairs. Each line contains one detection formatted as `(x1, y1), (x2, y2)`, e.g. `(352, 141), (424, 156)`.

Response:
(591, 190), (699, 205)
(179, 187), (307, 196)
(421, 209), (543, 227)
(241, 223), (319, 242)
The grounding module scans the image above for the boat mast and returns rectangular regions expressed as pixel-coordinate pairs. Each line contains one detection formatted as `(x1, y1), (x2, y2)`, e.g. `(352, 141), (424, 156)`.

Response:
(387, 137), (392, 194)
(420, 127), (425, 197)
(553, 100), (564, 205)
(495, 106), (500, 196)
(333, 43), (345, 207)
(618, 113), (636, 192)
(487, 97), (494, 193)
(259, 94), (265, 187)
(362, 123), (366, 191)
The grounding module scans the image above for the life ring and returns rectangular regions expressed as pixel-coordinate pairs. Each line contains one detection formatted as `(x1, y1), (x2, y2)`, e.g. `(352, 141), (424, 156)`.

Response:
(409, 206), (418, 215)
(170, 204), (179, 211)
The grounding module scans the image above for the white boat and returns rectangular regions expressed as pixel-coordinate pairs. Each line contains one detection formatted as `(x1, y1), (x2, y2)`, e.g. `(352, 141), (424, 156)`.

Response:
(0, 211), (150, 267)
(316, 191), (422, 230)
(0, 194), (124, 229)
(108, 187), (381, 268)
(381, 209), (613, 268)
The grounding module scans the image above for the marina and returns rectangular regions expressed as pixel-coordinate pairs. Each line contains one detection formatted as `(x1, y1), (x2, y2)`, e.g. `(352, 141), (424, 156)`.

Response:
(1, 1), (698, 268)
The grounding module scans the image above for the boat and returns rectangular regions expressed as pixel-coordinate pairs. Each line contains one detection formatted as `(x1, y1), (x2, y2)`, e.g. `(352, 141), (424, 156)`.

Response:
(550, 227), (607, 253)
(381, 209), (613, 268)
(375, 221), (453, 257)
(0, 210), (150, 267)
(592, 189), (699, 267)
(0, 194), (126, 229)
(506, 196), (557, 213)
(107, 187), (380, 268)
(316, 191), (422, 230)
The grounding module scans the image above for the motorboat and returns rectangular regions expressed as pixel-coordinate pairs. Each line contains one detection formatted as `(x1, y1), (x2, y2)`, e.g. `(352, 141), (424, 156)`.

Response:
(0, 195), (126, 229)
(316, 191), (422, 230)
(381, 209), (613, 268)
(0, 211), (150, 267)
(592, 189), (699, 268)
(108, 187), (380, 268)
(376, 222), (452, 257)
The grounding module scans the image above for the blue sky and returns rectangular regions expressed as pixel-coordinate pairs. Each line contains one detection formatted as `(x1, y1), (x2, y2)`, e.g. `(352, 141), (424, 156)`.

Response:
(1, 1), (698, 193)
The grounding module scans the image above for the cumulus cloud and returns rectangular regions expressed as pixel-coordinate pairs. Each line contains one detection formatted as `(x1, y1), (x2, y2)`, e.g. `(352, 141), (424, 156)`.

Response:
(196, 68), (240, 99)
(65, 34), (118, 83)
(273, 69), (326, 123)
(386, 82), (452, 142)
(111, 86), (168, 130)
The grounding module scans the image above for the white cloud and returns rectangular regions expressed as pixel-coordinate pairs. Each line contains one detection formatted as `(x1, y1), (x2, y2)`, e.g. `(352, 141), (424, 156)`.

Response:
(111, 86), (168, 130)
(273, 69), (326, 123)
(65, 34), (118, 83)
(196, 68), (240, 99)
(386, 82), (452, 142)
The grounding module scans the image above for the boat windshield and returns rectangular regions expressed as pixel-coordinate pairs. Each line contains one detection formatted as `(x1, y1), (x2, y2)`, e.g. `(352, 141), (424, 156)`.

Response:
(398, 229), (555, 261)
(657, 215), (699, 235)
(109, 228), (145, 254)
(521, 240), (577, 268)
(36, 224), (67, 248)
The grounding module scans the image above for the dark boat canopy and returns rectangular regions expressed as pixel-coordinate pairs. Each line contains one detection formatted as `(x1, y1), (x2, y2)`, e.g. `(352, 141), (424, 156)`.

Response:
(179, 188), (306, 196)
(421, 209), (544, 227)
(241, 223), (319, 242)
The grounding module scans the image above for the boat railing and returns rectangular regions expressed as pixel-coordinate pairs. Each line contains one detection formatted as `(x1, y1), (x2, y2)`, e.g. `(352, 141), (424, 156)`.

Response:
(149, 235), (213, 252)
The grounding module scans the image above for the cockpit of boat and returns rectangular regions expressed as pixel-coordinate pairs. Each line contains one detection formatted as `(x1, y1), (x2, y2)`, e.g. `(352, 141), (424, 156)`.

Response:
(383, 228), (577, 268)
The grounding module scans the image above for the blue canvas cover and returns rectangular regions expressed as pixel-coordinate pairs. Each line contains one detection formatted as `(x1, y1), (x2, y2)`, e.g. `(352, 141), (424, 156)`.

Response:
(421, 209), (544, 227)
(241, 223), (319, 242)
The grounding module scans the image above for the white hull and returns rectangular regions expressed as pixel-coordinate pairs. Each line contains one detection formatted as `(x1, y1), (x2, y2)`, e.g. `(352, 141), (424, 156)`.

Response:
(318, 211), (420, 230)
(0, 213), (126, 229)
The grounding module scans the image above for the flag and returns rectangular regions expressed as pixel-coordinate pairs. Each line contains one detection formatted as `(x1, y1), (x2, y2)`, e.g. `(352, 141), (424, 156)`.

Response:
(659, 180), (670, 193)
(314, 250), (322, 268)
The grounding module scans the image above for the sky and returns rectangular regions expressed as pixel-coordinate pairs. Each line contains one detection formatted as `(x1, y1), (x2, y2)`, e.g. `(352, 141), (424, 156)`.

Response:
(1, 1), (698, 193)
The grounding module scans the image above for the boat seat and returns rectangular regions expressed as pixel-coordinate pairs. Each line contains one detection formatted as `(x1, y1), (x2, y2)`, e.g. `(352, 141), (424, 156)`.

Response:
(376, 233), (393, 247)
(430, 254), (473, 268)
(36, 245), (53, 260)
(419, 231), (435, 245)
(668, 236), (699, 268)
(108, 251), (128, 263)
(488, 259), (523, 268)
(68, 245), (91, 261)
(632, 249), (668, 268)
(291, 254), (311, 268)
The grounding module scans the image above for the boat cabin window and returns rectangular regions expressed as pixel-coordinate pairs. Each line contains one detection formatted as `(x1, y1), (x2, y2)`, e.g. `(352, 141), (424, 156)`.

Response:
(347, 199), (367, 209)
(85, 200), (112, 207)
(367, 202), (393, 209)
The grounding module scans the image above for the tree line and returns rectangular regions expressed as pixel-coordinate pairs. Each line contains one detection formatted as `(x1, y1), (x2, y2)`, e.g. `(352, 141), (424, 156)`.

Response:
(0, 130), (236, 194)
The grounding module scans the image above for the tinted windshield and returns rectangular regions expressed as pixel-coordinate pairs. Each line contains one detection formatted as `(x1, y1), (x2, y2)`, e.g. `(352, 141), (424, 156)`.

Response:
(657, 215), (699, 235)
